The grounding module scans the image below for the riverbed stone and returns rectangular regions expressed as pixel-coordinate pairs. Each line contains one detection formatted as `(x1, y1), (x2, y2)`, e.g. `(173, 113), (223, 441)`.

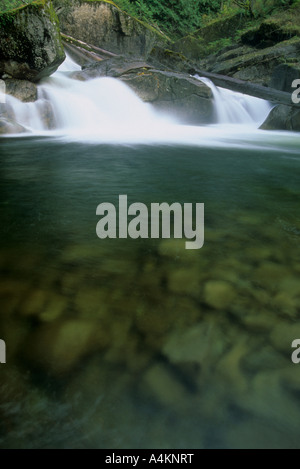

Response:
(270, 322), (300, 354)
(20, 289), (49, 317)
(242, 345), (290, 373)
(272, 292), (298, 318)
(238, 370), (300, 432)
(75, 287), (108, 319)
(253, 262), (290, 290)
(24, 319), (109, 375)
(216, 340), (249, 395)
(162, 321), (227, 369)
(203, 280), (237, 310)
(39, 294), (68, 322)
(142, 363), (189, 409)
(241, 312), (276, 332)
(167, 268), (200, 297)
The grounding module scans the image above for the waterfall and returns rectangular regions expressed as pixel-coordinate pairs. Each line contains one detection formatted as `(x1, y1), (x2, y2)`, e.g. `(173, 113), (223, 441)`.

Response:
(197, 76), (272, 126)
(1, 54), (280, 147)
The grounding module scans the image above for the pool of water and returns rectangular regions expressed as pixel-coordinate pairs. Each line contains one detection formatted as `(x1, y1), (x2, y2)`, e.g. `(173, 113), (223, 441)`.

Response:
(0, 137), (300, 449)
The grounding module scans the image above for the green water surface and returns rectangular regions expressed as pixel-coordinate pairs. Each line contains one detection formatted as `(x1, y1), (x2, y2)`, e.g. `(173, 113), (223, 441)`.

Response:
(0, 138), (300, 449)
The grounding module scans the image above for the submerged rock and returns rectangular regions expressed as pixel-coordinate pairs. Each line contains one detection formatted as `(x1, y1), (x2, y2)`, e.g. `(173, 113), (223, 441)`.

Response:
(203, 280), (236, 310)
(0, 0), (65, 82)
(24, 319), (109, 375)
(142, 363), (189, 409)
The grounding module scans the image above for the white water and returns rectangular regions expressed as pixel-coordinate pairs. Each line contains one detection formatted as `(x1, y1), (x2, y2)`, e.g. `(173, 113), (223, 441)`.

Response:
(3, 54), (300, 151)
(197, 76), (272, 126)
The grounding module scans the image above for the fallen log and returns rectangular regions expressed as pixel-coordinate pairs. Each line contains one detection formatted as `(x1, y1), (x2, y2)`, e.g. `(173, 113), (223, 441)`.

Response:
(61, 33), (118, 67)
(63, 42), (103, 67)
(190, 68), (300, 108)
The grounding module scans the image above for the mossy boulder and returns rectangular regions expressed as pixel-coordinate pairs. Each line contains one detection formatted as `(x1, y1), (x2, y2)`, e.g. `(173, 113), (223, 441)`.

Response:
(171, 35), (207, 62)
(55, 0), (167, 58)
(201, 38), (300, 86)
(0, 0), (65, 82)
(241, 19), (300, 49)
(194, 13), (249, 44)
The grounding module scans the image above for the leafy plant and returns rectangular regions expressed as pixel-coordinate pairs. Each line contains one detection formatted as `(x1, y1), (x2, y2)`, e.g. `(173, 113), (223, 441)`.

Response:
(114, 0), (224, 37)
(0, 0), (33, 13)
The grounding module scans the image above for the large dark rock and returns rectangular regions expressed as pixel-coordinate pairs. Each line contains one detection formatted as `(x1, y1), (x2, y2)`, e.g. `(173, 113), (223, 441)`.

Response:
(260, 104), (300, 131)
(270, 64), (300, 93)
(0, 0), (65, 82)
(77, 57), (214, 125)
(200, 38), (300, 86)
(120, 70), (213, 124)
(241, 20), (299, 49)
(55, 0), (167, 58)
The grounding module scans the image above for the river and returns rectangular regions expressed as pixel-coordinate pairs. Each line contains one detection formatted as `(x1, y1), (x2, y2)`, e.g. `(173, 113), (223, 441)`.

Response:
(0, 58), (300, 449)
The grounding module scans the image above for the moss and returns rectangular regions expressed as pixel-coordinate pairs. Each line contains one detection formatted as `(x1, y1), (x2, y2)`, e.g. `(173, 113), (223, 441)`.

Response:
(0, 0), (45, 14)
(0, 0), (65, 80)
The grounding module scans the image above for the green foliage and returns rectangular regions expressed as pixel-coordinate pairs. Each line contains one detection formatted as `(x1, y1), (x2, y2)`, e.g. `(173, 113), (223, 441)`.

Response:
(0, 0), (33, 13)
(232, 0), (297, 17)
(115, 0), (223, 38)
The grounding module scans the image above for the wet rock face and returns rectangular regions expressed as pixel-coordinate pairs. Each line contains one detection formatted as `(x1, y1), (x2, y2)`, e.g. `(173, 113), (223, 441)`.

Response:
(77, 57), (214, 125)
(270, 64), (300, 93)
(0, 0), (65, 82)
(260, 104), (300, 131)
(4, 79), (38, 103)
(56, 0), (165, 58)
(0, 117), (26, 135)
(200, 38), (300, 87)
(121, 69), (213, 124)
(241, 21), (299, 49)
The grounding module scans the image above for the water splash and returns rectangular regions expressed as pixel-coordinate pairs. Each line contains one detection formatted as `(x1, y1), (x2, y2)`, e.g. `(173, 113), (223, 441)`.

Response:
(197, 76), (272, 126)
(2, 54), (299, 151)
